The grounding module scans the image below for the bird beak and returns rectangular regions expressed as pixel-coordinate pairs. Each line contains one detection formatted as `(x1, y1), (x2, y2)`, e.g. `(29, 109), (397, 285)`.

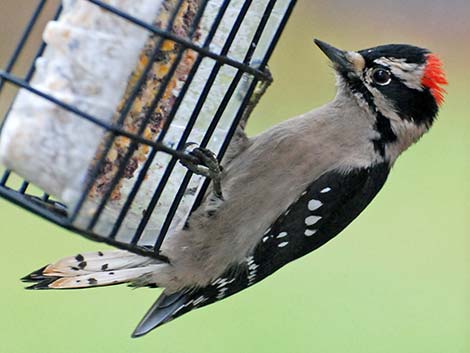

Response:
(314, 39), (365, 74)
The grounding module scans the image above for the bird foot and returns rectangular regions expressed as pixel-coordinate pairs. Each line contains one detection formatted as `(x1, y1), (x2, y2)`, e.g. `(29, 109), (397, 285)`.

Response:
(180, 143), (223, 201)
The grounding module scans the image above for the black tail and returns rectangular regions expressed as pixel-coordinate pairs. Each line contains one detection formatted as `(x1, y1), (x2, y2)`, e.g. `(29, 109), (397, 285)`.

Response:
(132, 290), (190, 337)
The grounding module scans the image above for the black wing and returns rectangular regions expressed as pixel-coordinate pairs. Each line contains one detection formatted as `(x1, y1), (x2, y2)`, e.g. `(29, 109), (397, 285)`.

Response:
(133, 162), (390, 335)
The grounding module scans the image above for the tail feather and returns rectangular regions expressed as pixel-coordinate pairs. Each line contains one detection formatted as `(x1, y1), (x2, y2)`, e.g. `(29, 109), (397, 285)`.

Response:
(42, 250), (154, 276)
(132, 291), (189, 337)
(26, 265), (164, 290)
(21, 265), (49, 282)
(23, 250), (164, 290)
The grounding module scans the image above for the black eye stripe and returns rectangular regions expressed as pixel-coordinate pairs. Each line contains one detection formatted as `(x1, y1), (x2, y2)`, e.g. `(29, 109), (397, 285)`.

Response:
(342, 54), (437, 131)
(361, 65), (438, 125)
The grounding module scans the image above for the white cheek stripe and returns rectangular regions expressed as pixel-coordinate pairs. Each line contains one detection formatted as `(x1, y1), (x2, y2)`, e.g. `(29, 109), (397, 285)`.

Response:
(373, 57), (425, 91)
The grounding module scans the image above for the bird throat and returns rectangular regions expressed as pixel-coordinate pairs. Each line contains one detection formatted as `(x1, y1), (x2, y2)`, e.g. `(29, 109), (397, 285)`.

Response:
(343, 74), (397, 158)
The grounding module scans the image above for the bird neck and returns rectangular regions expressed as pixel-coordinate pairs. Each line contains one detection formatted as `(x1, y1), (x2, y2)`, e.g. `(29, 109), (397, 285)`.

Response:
(333, 84), (430, 164)
(384, 119), (430, 163)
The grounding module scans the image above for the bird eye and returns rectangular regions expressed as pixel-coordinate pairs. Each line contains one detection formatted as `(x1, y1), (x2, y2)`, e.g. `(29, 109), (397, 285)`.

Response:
(372, 68), (391, 85)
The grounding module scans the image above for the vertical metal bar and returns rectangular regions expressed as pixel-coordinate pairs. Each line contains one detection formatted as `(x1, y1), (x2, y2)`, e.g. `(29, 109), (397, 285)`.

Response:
(0, 171), (11, 187)
(199, 0), (278, 149)
(41, 193), (50, 202)
(0, 1), (52, 188)
(220, 0), (298, 157)
(255, 0), (297, 77)
(191, 0), (297, 213)
(154, 0), (278, 250)
(131, 0), (255, 247)
(1, 4), (63, 197)
(0, 0), (46, 91)
(70, 0), (187, 223)
(85, 0), (197, 230)
(18, 181), (29, 194)
(108, 0), (232, 240)
(25, 5), (63, 83)
(123, 0), (218, 245)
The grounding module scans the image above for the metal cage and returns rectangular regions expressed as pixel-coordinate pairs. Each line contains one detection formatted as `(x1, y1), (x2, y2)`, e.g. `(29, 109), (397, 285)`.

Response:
(0, 0), (296, 259)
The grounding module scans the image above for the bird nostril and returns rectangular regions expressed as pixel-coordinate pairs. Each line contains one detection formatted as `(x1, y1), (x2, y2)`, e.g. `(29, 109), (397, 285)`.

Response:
(346, 51), (365, 72)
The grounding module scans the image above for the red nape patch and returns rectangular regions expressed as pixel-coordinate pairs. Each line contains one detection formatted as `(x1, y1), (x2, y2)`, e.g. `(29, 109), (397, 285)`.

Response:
(421, 54), (448, 106)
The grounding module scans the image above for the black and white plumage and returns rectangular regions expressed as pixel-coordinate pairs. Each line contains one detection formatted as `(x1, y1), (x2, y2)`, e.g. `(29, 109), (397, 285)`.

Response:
(24, 40), (447, 337)
(132, 163), (390, 336)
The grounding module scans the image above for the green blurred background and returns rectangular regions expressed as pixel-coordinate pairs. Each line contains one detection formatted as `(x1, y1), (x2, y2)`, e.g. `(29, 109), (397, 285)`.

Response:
(0, 1), (468, 352)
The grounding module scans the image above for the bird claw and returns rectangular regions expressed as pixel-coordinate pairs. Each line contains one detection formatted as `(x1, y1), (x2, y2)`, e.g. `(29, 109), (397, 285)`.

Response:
(180, 143), (223, 201)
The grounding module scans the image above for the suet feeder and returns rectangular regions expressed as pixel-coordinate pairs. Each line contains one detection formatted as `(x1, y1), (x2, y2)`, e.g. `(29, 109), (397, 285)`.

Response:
(0, 0), (296, 259)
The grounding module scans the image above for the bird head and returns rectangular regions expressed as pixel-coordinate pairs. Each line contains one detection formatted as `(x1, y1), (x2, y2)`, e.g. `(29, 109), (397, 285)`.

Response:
(314, 39), (447, 160)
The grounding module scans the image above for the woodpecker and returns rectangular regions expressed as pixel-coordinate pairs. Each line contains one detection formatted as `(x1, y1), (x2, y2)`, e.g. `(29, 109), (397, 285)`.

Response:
(23, 39), (447, 337)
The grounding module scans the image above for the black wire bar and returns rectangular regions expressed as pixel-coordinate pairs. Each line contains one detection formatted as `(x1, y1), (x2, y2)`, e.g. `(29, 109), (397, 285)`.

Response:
(82, 0), (200, 231)
(0, 0), (48, 160)
(0, 71), (199, 160)
(164, 0), (297, 245)
(87, 0), (272, 82)
(0, 1), (46, 92)
(70, 0), (190, 224)
(130, 0), (258, 248)
(0, 2), (62, 200)
(0, 0), (52, 187)
(0, 0), (297, 258)
(108, 0), (233, 242)
(150, 0), (280, 251)
(192, 0), (297, 212)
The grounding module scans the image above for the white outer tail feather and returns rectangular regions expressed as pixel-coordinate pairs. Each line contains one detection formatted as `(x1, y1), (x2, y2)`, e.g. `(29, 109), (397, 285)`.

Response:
(46, 265), (165, 289)
(24, 250), (163, 289)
